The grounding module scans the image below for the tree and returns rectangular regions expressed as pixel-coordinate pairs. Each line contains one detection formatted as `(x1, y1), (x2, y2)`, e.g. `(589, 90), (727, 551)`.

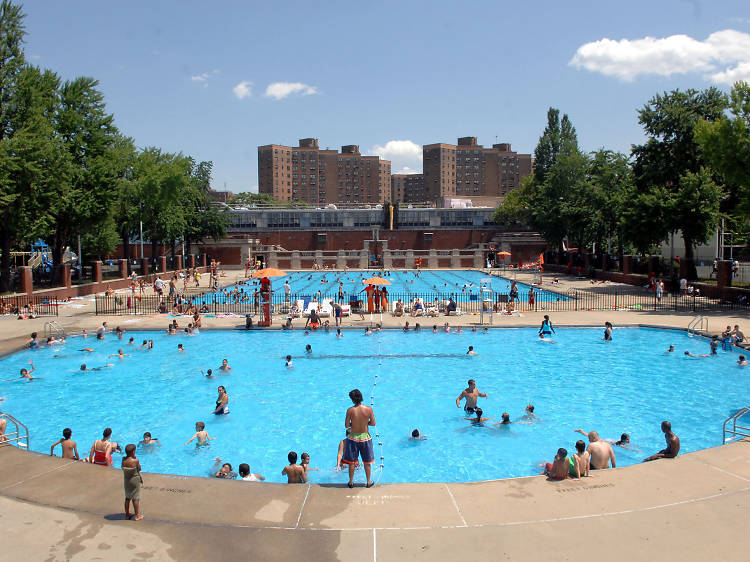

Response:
(694, 81), (750, 216)
(533, 108), (578, 184)
(587, 150), (632, 255)
(183, 159), (228, 255)
(630, 88), (728, 278)
(45, 76), (122, 282)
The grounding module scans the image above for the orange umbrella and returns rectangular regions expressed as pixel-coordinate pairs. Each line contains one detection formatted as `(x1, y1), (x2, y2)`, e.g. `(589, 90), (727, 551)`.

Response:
(362, 276), (391, 286)
(496, 251), (511, 256)
(252, 267), (287, 278)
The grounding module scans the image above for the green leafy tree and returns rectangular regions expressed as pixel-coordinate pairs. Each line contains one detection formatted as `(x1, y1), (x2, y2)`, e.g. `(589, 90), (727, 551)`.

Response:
(587, 150), (632, 255)
(183, 159), (228, 255)
(694, 81), (750, 217)
(631, 88), (727, 278)
(533, 108), (578, 184)
(45, 76), (122, 282)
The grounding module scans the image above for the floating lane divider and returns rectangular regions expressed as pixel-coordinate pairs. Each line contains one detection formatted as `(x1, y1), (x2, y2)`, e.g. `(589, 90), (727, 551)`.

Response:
(369, 335), (386, 485)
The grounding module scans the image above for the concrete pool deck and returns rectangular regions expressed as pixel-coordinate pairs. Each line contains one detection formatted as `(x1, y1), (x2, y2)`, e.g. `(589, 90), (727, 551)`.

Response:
(2, 268), (750, 560)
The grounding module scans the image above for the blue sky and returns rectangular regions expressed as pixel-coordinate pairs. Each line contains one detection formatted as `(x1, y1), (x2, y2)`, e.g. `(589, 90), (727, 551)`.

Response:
(23, 0), (750, 192)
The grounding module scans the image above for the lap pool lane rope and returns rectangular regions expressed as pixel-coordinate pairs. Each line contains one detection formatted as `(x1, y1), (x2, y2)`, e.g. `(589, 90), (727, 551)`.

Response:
(369, 334), (385, 485)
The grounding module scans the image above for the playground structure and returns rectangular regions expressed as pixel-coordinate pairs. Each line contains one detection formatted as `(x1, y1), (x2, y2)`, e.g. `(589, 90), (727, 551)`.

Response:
(27, 240), (77, 273)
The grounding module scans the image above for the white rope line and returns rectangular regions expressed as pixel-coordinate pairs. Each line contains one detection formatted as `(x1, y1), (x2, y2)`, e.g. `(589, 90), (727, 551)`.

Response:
(369, 335), (385, 486)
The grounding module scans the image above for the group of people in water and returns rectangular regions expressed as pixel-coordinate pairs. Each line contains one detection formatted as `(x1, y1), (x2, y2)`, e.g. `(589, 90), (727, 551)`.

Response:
(456, 376), (681, 480)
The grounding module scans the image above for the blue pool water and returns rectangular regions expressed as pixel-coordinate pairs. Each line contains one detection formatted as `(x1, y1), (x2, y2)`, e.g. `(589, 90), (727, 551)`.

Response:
(198, 269), (566, 304)
(1, 327), (746, 483)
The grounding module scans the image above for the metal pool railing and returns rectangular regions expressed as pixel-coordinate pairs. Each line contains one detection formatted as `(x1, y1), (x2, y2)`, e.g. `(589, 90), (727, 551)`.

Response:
(0, 412), (29, 449)
(95, 288), (750, 316)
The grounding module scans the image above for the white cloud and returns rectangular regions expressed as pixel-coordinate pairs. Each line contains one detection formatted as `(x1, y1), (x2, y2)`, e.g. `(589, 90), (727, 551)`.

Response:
(710, 61), (750, 84)
(264, 82), (319, 100)
(394, 166), (421, 175)
(232, 80), (253, 100)
(369, 140), (423, 173)
(570, 29), (750, 83)
(191, 69), (220, 88)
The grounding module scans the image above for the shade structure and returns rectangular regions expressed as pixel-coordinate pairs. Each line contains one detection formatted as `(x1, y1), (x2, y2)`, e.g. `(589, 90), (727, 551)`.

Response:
(362, 276), (391, 286)
(252, 267), (287, 278)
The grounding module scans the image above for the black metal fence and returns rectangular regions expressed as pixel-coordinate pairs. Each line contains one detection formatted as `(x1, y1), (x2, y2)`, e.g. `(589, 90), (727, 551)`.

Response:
(1, 295), (59, 316)
(94, 288), (749, 316)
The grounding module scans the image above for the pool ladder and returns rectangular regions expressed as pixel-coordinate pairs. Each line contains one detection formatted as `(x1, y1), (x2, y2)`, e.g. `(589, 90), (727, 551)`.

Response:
(44, 320), (65, 340)
(687, 315), (707, 337)
(723, 407), (750, 443)
(0, 412), (29, 449)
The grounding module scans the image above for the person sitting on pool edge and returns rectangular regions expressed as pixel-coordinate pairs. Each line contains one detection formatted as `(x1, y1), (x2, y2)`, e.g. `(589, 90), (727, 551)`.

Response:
(644, 421), (680, 462)
(570, 440), (590, 478)
(543, 448), (569, 480)
(574, 429), (616, 469)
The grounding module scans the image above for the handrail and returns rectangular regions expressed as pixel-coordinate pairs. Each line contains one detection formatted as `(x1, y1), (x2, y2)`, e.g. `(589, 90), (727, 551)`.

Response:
(723, 407), (750, 443)
(688, 315), (707, 336)
(0, 412), (29, 449)
(43, 320), (65, 340)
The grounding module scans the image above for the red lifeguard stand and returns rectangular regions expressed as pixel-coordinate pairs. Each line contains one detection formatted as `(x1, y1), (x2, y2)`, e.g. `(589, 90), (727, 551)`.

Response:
(252, 268), (286, 327)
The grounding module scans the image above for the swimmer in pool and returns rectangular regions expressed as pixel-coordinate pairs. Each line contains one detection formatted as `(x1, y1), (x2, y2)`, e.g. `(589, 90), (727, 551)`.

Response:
(684, 351), (711, 358)
(184, 421), (214, 446)
(219, 359), (231, 371)
(410, 429), (427, 440)
(665, 345), (675, 353)
(212, 386), (229, 415)
(80, 363), (114, 371)
(136, 340), (148, 350)
(305, 344), (312, 354)
(495, 412), (512, 425)
(738, 355), (748, 366)
(20, 361), (35, 379)
(177, 344), (185, 352)
(285, 355), (293, 367)
(109, 349), (131, 360)
(201, 369), (214, 378)
(80, 348), (95, 352)
(138, 432), (160, 449)
(539, 315), (555, 336)
(611, 433), (641, 452)
(521, 404), (536, 421)
(456, 379), (487, 413)
(467, 346), (477, 355)
(464, 408), (492, 425)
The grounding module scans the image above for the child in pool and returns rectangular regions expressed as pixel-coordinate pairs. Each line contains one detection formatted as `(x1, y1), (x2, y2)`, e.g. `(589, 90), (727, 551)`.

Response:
(184, 422), (214, 446)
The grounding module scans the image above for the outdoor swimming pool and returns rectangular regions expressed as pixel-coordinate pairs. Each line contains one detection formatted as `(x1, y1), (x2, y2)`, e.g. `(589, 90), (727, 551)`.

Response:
(198, 269), (566, 305)
(1, 327), (746, 483)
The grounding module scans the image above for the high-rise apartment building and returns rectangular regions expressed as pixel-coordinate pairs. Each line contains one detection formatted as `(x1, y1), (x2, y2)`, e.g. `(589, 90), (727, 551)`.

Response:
(391, 173), (426, 203)
(422, 137), (532, 204)
(258, 139), (391, 206)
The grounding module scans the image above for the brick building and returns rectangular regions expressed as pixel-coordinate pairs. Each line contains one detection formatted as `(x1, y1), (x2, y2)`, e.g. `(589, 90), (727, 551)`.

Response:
(422, 137), (532, 205)
(258, 138), (391, 206)
(391, 173), (426, 203)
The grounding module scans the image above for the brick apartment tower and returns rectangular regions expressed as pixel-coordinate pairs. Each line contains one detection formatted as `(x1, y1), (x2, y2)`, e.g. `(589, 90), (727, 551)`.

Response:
(258, 139), (391, 206)
(391, 173), (426, 203)
(422, 137), (532, 204)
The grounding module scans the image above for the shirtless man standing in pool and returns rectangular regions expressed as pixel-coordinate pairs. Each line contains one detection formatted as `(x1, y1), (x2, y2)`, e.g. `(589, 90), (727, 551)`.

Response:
(456, 379), (487, 414)
(342, 389), (376, 488)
